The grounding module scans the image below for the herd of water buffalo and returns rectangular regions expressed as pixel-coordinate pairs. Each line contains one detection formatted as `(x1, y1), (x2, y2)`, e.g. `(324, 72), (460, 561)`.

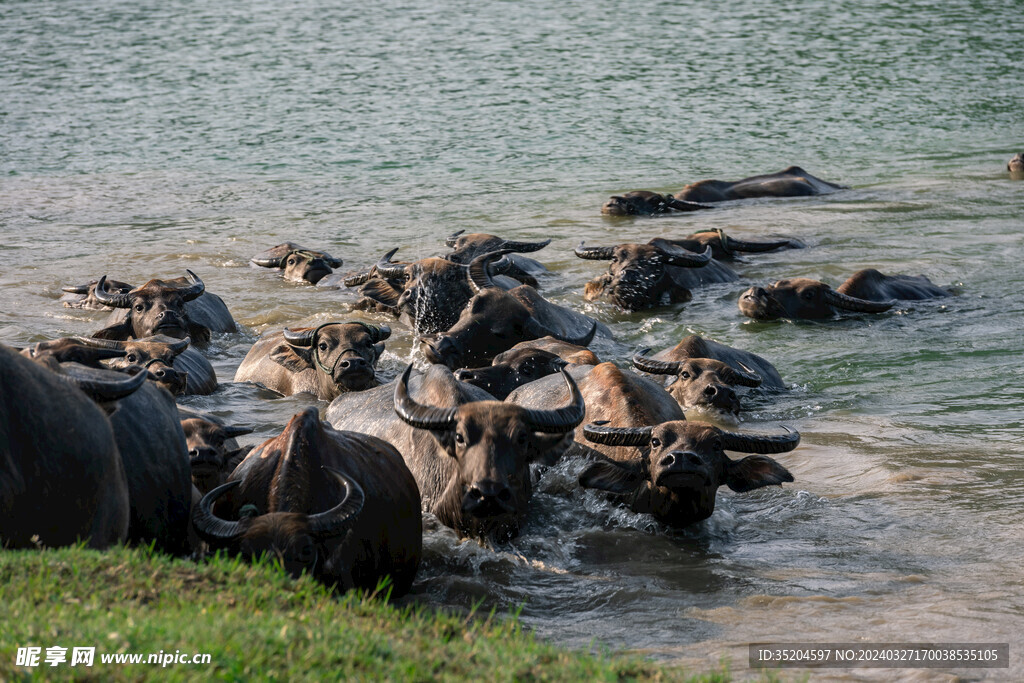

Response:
(8, 160), (1017, 598)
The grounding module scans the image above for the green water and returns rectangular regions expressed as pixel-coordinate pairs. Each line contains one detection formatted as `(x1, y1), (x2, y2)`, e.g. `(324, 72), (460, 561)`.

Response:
(2, 0), (1022, 676)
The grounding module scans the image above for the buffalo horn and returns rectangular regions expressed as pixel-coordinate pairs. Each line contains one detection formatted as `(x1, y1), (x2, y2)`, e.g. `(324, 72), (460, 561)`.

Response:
(364, 323), (391, 343)
(582, 421), (654, 447)
(655, 243), (713, 268)
(92, 275), (133, 308)
(62, 363), (147, 401)
(374, 247), (407, 280)
(221, 424), (254, 439)
(307, 467), (366, 539)
(520, 367), (586, 434)
(445, 229), (466, 248)
(498, 238), (551, 253)
(631, 348), (681, 375)
(62, 282), (94, 294)
(180, 270), (205, 301)
(466, 249), (513, 293)
(393, 364), (458, 430)
(721, 362), (762, 388)
(251, 255), (284, 268)
(192, 480), (247, 544)
(282, 327), (315, 346)
(823, 288), (895, 313)
(723, 236), (794, 253)
(342, 271), (374, 287)
(70, 336), (127, 351)
(531, 318), (597, 347)
(573, 242), (616, 260)
(719, 426), (800, 454)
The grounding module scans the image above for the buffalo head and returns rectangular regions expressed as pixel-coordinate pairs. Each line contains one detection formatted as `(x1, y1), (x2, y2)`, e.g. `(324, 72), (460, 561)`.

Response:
(739, 278), (894, 320)
(1009, 153), (1024, 174)
(20, 336), (128, 368)
(271, 322), (390, 396)
(601, 191), (712, 216)
(252, 242), (342, 285)
(394, 363), (583, 541)
(181, 417), (253, 494)
(632, 349), (761, 420)
(100, 335), (191, 396)
(579, 420), (798, 527)
(92, 270), (206, 340)
(576, 240), (712, 311)
(455, 348), (568, 400)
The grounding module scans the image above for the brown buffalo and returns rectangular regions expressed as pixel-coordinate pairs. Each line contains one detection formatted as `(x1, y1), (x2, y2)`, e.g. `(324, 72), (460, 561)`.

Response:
(181, 416), (253, 494)
(100, 335), (217, 396)
(420, 251), (608, 369)
(576, 239), (735, 311)
(234, 322), (390, 400)
(1009, 153), (1024, 174)
(61, 279), (134, 310)
(579, 420), (799, 528)
(251, 242), (342, 285)
(325, 364), (584, 542)
(19, 336), (128, 367)
(506, 362), (685, 463)
(91, 271), (236, 343)
(495, 336), (601, 366)
(0, 345), (131, 549)
(444, 230), (550, 285)
(193, 407), (422, 594)
(601, 190), (713, 216)
(455, 348), (569, 400)
(632, 349), (762, 421)
(639, 335), (786, 391)
(739, 268), (949, 321)
(673, 166), (846, 203)
(656, 228), (803, 261)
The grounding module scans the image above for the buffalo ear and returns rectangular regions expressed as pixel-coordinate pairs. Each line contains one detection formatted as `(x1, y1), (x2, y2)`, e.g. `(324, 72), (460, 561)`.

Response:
(579, 459), (643, 494)
(269, 343), (314, 372)
(91, 319), (133, 341)
(529, 431), (575, 466)
(372, 342), (385, 360)
(187, 322), (212, 344)
(358, 279), (402, 310)
(725, 455), (793, 493)
(223, 446), (253, 474)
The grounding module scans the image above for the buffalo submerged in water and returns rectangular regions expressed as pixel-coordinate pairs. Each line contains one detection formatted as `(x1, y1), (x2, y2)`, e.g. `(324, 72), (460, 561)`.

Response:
(250, 242), (343, 285)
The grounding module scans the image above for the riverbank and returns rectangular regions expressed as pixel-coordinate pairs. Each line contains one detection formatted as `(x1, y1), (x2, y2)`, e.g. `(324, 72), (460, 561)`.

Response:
(0, 546), (734, 681)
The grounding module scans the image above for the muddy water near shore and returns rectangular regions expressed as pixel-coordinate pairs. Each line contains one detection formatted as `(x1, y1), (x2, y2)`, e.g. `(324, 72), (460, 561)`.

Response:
(2, 0), (1023, 678)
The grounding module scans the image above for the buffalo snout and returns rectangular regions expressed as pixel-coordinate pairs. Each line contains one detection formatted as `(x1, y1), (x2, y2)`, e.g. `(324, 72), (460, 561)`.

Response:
(462, 479), (516, 518)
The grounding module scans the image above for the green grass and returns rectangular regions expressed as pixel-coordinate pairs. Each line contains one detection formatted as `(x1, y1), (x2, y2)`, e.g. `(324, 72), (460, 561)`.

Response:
(0, 546), (733, 682)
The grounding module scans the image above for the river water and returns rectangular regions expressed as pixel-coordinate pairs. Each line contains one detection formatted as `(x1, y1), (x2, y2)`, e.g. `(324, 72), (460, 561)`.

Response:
(2, 0), (1022, 678)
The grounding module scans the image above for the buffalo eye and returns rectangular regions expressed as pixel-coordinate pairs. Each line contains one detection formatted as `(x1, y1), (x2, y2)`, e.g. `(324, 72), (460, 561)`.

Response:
(680, 371), (690, 379)
(801, 289), (815, 300)
(134, 303), (144, 312)
(287, 257), (296, 265)
(516, 431), (528, 445)
(650, 437), (661, 448)
(454, 432), (465, 445)
(713, 438), (723, 450)
(298, 543), (314, 562)
(318, 342), (328, 351)
(520, 365), (533, 377)
(126, 353), (138, 363)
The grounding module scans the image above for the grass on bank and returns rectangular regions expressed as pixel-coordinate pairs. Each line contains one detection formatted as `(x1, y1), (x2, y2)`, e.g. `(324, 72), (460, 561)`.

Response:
(0, 545), (735, 682)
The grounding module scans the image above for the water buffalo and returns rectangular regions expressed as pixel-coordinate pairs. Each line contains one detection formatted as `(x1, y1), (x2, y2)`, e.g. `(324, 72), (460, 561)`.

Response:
(98, 335), (216, 396)
(19, 336), (128, 367)
(632, 349), (762, 421)
(193, 407), (422, 594)
(444, 230), (551, 285)
(234, 322), (390, 400)
(657, 228), (804, 261)
(326, 364), (584, 542)
(352, 249), (520, 334)
(673, 166), (846, 203)
(1009, 153), (1024, 174)
(494, 336), (601, 366)
(506, 362), (685, 463)
(576, 239), (736, 311)
(0, 345), (130, 549)
(420, 251), (609, 369)
(455, 348), (569, 400)
(601, 190), (713, 216)
(251, 242), (342, 285)
(639, 335), (786, 391)
(61, 278), (134, 310)
(181, 415), (253, 495)
(90, 271), (236, 343)
(739, 268), (949, 321)
(579, 420), (799, 528)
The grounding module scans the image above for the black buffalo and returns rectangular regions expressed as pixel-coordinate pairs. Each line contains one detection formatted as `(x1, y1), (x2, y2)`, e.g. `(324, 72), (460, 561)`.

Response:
(601, 190), (713, 216)
(181, 414), (253, 495)
(325, 364), (584, 542)
(251, 242), (342, 285)
(99, 335), (217, 396)
(579, 420), (799, 528)
(193, 407), (422, 594)
(444, 230), (551, 285)
(673, 166), (846, 203)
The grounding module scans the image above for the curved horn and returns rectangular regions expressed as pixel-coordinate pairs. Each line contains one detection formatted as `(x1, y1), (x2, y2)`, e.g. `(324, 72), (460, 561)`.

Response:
(445, 229), (466, 248)
(719, 426), (800, 454)
(282, 327), (315, 346)
(69, 336), (127, 351)
(574, 242), (616, 260)
(520, 368), (586, 434)
(722, 236), (794, 253)
(192, 480), (247, 544)
(467, 249), (513, 293)
(823, 288), (895, 313)
(554, 319), (598, 347)
(631, 348), (682, 375)
(92, 275), (133, 308)
(374, 247), (407, 280)
(497, 238), (551, 253)
(62, 364), (147, 401)
(363, 323), (391, 343)
(342, 271), (374, 288)
(655, 243), (713, 268)
(393, 364), (458, 430)
(582, 421), (654, 447)
(322, 253), (343, 268)
(307, 467), (366, 539)
(164, 336), (190, 356)
(62, 282), (95, 295)
(221, 425), (254, 439)
(720, 362), (762, 388)
(251, 255), (284, 268)
(179, 270), (205, 302)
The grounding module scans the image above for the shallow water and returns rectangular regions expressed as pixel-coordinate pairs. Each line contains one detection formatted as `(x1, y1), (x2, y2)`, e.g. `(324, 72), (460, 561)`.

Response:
(2, 0), (1022, 678)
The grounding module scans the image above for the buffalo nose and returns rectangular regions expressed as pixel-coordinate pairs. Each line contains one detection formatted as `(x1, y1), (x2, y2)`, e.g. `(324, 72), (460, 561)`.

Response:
(703, 384), (718, 397)
(337, 357), (368, 371)
(463, 480), (514, 514)
(455, 370), (474, 381)
(662, 451), (701, 469)
(754, 287), (767, 297)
